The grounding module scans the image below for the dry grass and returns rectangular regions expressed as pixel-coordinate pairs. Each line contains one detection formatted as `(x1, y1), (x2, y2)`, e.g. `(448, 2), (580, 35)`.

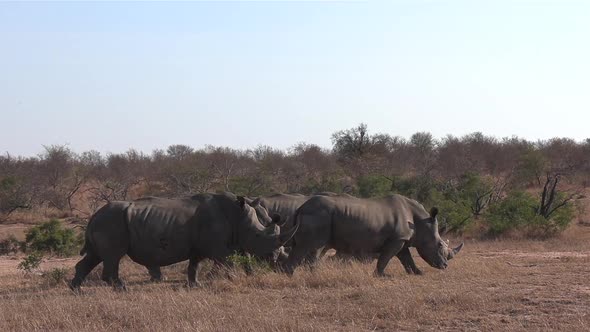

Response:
(1, 226), (589, 331)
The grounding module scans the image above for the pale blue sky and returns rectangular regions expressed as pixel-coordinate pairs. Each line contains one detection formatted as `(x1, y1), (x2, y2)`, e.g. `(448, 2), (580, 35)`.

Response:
(1, 1), (589, 156)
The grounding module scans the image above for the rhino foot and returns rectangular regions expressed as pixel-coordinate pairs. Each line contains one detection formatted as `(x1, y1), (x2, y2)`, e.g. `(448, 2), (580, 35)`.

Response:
(150, 276), (168, 283)
(186, 281), (203, 289)
(114, 285), (127, 292)
(112, 281), (127, 292)
(68, 281), (84, 294)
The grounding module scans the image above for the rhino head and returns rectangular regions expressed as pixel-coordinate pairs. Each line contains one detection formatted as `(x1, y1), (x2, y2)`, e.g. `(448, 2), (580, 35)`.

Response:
(248, 198), (281, 227)
(413, 207), (463, 269)
(236, 197), (299, 258)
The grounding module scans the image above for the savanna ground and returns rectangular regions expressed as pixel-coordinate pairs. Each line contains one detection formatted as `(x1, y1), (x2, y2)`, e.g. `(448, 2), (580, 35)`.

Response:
(1, 224), (589, 331)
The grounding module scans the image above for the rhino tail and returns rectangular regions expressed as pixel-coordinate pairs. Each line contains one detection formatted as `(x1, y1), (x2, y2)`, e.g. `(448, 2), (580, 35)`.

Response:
(79, 228), (93, 256)
(78, 205), (102, 256)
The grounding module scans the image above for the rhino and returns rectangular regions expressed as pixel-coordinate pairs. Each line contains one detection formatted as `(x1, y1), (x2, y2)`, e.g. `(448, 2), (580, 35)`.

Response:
(69, 193), (298, 290)
(142, 194), (284, 282)
(247, 192), (363, 266)
(282, 194), (463, 276)
(248, 193), (311, 228)
(249, 192), (350, 228)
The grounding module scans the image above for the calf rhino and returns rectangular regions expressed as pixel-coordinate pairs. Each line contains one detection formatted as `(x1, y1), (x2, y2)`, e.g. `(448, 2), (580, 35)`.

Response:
(250, 192), (350, 229)
(248, 193), (311, 228)
(282, 194), (463, 276)
(69, 193), (298, 290)
(248, 192), (361, 266)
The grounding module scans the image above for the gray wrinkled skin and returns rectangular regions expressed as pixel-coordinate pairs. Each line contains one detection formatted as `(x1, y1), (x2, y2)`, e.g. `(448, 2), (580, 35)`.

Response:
(145, 194), (283, 282)
(283, 194), (463, 276)
(69, 193), (298, 291)
(250, 193), (312, 229)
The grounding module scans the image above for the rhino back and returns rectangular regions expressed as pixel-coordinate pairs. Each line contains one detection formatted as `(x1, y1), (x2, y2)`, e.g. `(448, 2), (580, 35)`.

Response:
(298, 195), (417, 253)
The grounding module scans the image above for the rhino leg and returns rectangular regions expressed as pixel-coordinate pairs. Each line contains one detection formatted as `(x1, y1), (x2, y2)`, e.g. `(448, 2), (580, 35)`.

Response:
(396, 247), (423, 275)
(69, 252), (102, 291)
(216, 258), (236, 280)
(304, 246), (326, 272)
(187, 258), (202, 288)
(147, 266), (163, 282)
(101, 257), (126, 291)
(204, 258), (233, 280)
(283, 214), (331, 275)
(375, 239), (406, 277)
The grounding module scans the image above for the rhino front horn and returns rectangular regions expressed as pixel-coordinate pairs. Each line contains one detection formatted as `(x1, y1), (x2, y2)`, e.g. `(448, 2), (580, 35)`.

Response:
(452, 243), (464, 257)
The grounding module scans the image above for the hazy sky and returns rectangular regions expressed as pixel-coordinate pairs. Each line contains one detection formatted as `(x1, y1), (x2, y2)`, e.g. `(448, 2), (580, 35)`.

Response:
(1, 1), (589, 156)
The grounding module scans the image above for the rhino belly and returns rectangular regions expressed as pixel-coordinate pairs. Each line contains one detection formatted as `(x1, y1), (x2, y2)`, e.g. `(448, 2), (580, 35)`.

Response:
(127, 221), (192, 267)
(332, 216), (399, 253)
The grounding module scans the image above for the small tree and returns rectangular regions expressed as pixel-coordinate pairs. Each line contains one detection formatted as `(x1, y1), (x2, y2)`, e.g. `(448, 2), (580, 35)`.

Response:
(537, 173), (583, 220)
(38, 145), (88, 212)
(0, 176), (33, 220)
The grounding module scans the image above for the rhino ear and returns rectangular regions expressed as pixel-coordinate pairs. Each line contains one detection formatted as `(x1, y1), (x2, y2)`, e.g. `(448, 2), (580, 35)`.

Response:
(251, 197), (261, 207)
(429, 207), (439, 220)
(237, 196), (246, 210)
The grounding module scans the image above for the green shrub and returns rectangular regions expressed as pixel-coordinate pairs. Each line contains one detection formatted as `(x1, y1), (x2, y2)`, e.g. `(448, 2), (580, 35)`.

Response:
(43, 267), (69, 286)
(391, 176), (436, 204)
(356, 175), (391, 198)
(17, 252), (43, 273)
(484, 190), (576, 237)
(227, 252), (272, 273)
(24, 219), (82, 256)
(428, 189), (473, 233)
(530, 192), (576, 236)
(300, 177), (342, 195)
(485, 191), (539, 235)
(0, 234), (23, 255)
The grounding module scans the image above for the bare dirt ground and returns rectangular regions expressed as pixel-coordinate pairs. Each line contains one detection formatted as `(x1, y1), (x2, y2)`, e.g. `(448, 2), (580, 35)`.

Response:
(0, 223), (30, 242)
(0, 226), (589, 331)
